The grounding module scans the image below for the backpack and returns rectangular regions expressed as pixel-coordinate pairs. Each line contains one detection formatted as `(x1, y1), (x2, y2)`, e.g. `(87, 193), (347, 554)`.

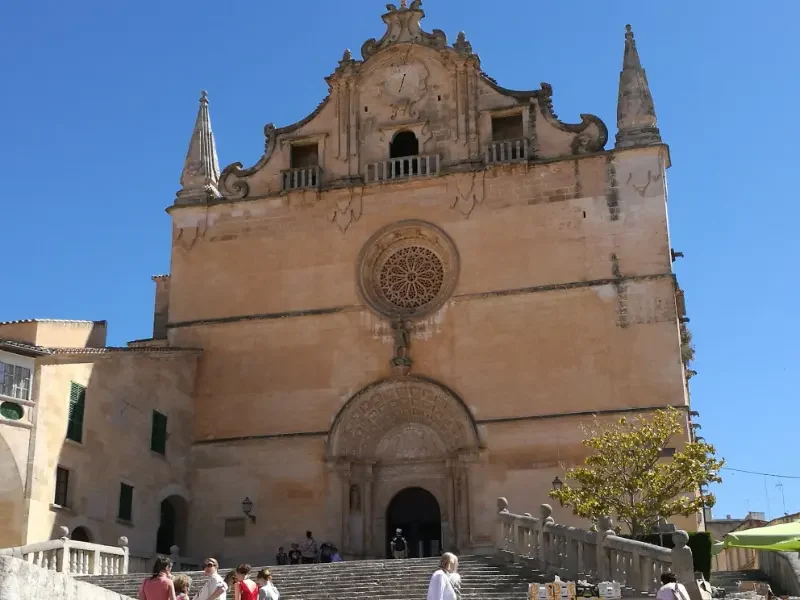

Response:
(393, 536), (406, 551)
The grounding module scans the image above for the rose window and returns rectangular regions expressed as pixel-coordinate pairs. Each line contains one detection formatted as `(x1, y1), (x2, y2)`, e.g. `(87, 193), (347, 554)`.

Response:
(378, 246), (445, 309)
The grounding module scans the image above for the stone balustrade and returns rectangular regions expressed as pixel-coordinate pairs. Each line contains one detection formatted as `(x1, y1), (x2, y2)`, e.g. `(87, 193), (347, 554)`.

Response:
(0, 527), (129, 576)
(281, 165), (322, 190)
(485, 138), (529, 164)
(495, 498), (697, 597)
(365, 154), (440, 183)
(128, 545), (201, 574)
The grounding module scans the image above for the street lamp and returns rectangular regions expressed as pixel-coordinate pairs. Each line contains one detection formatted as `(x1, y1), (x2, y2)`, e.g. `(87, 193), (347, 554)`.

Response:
(242, 497), (256, 524)
(552, 477), (564, 506)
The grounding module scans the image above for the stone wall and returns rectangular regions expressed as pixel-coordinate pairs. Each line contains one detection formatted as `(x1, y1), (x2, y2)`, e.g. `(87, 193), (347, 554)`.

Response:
(0, 555), (133, 600)
(23, 351), (199, 554)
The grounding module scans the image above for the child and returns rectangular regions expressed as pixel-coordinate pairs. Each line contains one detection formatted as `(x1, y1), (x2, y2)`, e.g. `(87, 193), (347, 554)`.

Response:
(256, 568), (280, 600)
(173, 574), (192, 600)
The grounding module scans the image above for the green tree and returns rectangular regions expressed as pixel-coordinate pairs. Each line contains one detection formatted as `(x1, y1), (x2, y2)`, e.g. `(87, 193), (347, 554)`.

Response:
(549, 407), (723, 537)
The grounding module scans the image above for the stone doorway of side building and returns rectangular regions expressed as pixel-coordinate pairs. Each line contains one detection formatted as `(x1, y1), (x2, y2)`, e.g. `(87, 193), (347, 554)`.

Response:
(156, 495), (188, 555)
(386, 487), (441, 558)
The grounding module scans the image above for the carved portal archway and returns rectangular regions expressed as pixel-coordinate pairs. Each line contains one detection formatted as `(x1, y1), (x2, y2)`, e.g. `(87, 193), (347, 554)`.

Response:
(326, 376), (482, 558)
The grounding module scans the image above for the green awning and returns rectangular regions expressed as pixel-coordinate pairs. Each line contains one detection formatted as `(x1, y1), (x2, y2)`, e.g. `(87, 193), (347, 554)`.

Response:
(719, 520), (800, 552)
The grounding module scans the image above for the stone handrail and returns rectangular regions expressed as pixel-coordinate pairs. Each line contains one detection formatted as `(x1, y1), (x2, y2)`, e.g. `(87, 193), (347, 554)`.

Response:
(495, 498), (697, 597)
(0, 527), (129, 576)
(758, 551), (800, 597)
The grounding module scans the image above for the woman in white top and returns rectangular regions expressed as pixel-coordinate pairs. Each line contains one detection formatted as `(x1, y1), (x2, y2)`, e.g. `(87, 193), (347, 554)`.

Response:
(426, 552), (459, 600)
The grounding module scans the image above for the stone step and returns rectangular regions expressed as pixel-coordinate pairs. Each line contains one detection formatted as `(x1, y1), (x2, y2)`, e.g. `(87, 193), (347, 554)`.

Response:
(84, 555), (542, 599)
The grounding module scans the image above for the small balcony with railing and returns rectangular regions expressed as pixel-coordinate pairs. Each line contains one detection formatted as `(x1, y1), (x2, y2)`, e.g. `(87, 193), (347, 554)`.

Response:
(281, 142), (322, 191)
(365, 130), (440, 184)
(486, 113), (529, 165)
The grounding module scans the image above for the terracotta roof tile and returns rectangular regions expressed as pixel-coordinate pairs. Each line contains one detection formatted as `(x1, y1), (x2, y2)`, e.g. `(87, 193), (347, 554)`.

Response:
(0, 318), (106, 326)
(0, 338), (201, 356)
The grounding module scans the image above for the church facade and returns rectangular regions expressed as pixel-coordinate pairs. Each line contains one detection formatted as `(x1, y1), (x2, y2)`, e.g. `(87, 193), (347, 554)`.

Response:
(0, 2), (696, 566)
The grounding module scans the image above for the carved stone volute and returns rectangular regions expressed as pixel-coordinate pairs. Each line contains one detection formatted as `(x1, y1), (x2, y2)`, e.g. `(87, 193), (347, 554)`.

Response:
(361, 0), (447, 60)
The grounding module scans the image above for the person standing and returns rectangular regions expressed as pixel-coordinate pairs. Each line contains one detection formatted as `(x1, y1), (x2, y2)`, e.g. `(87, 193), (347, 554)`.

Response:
(300, 531), (318, 564)
(173, 575), (192, 600)
(232, 564), (259, 600)
(139, 556), (177, 600)
(192, 558), (227, 600)
(426, 553), (459, 600)
(275, 547), (289, 566)
(256, 569), (280, 600)
(390, 528), (408, 559)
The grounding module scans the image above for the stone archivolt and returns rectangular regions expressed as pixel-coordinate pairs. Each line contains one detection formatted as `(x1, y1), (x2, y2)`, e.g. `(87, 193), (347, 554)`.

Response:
(326, 377), (481, 462)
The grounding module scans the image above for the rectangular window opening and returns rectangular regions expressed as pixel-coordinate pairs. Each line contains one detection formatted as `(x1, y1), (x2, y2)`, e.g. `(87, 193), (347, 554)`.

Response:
(0, 361), (32, 401)
(151, 410), (168, 455)
(224, 517), (246, 538)
(659, 447), (676, 458)
(118, 483), (134, 521)
(290, 144), (319, 169)
(66, 383), (86, 443)
(491, 114), (523, 142)
(54, 466), (70, 507)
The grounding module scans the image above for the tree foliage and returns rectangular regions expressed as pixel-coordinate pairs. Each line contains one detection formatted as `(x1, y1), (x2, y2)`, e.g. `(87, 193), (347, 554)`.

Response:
(548, 407), (723, 536)
(680, 326), (696, 369)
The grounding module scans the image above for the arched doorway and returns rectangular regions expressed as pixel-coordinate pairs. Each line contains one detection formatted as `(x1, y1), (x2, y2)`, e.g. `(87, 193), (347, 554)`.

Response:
(386, 487), (441, 558)
(71, 526), (92, 542)
(156, 496), (188, 555)
(390, 130), (420, 177)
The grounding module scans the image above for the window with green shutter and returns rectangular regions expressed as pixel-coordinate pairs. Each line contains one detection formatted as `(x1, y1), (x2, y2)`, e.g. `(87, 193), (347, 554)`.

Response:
(151, 410), (167, 455)
(66, 383), (86, 443)
(118, 483), (133, 521)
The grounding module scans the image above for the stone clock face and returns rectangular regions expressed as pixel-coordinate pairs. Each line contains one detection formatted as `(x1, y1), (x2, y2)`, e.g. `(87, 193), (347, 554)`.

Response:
(383, 63), (428, 100)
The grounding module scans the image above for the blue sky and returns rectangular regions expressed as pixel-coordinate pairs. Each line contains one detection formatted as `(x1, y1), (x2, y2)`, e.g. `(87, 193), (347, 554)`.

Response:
(1, 0), (797, 521)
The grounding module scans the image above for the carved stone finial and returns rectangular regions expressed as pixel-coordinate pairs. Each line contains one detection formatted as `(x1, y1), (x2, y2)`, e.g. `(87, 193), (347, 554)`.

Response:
(453, 31), (474, 55)
(341, 48), (352, 62)
(361, 0), (445, 60)
(175, 90), (222, 206)
(598, 515), (615, 532)
(615, 23), (662, 149)
(57, 526), (69, 540)
(672, 530), (690, 547)
(118, 536), (129, 548)
(539, 504), (553, 520)
(497, 497), (509, 512)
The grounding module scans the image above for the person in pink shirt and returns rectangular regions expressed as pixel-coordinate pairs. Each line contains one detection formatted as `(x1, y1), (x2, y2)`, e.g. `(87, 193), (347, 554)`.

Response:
(139, 556), (177, 600)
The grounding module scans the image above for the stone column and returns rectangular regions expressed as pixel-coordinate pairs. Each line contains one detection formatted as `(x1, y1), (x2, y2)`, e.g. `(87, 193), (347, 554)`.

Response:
(363, 463), (374, 558)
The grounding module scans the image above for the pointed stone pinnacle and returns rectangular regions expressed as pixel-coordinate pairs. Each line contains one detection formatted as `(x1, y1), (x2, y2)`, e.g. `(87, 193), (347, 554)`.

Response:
(615, 23), (662, 150)
(175, 90), (222, 205)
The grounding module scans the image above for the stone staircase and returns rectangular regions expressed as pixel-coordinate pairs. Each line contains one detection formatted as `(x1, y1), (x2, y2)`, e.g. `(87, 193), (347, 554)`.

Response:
(83, 555), (543, 599)
(711, 570), (780, 596)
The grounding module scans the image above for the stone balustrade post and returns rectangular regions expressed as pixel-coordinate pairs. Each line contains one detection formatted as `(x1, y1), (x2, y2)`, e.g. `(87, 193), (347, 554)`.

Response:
(170, 545), (180, 572)
(671, 531), (703, 600)
(538, 504), (554, 572)
(119, 537), (129, 575)
(597, 516), (616, 582)
(496, 497), (509, 558)
(56, 526), (70, 574)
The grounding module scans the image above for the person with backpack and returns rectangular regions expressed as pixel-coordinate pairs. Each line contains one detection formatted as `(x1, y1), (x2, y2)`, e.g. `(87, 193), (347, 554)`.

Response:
(390, 528), (408, 559)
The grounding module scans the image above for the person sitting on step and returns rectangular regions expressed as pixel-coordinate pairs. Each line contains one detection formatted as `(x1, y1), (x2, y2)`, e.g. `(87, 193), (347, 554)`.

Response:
(288, 543), (301, 565)
(390, 528), (408, 559)
(275, 546), (289, 566)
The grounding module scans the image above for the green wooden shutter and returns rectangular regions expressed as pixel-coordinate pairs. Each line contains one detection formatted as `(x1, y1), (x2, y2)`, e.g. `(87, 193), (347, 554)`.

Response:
(118, 483), (133, 521)
(66, 383), (85, 443)
(151, 411), (167, 455)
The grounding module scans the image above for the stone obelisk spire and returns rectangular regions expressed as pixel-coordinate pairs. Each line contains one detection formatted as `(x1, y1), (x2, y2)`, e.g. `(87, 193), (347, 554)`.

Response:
(615, 25), (662, 150)
(175, 90), (222, 205)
